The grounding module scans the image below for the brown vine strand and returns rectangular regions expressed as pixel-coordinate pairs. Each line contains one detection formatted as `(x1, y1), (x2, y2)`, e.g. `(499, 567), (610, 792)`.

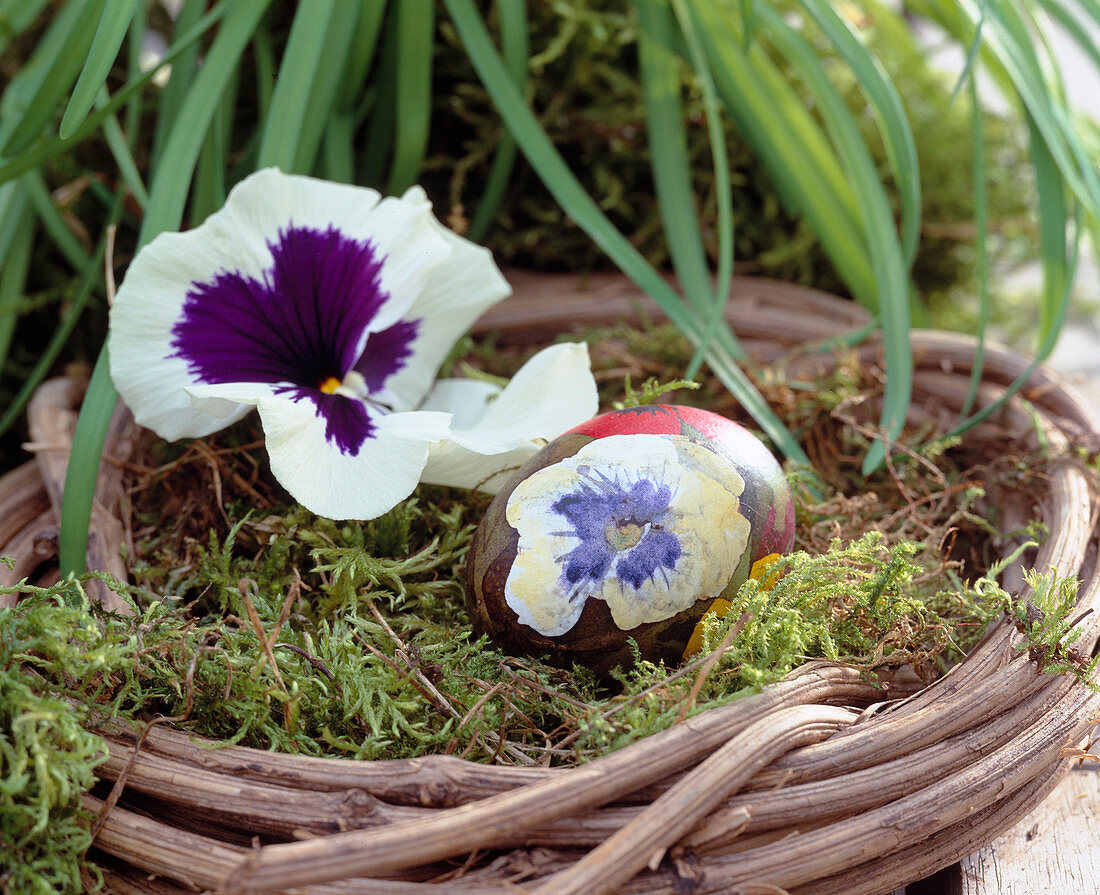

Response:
(786, 761), (1072, 895)
(91, 657), (1060, 851)
(216, 695), (872, 890)
(529, 706), (858, 895)
(681, 683), (1100, 894)
(95, 661), (888, 808)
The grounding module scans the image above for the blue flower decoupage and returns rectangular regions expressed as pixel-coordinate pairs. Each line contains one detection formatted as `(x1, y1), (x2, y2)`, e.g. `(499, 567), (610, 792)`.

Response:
(108, 168), (598, 520)
(503, 433), (751, 636)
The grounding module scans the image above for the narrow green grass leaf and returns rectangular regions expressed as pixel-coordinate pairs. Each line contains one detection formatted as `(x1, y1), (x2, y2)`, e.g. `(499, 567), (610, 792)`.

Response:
(59, 352), (117, 577)
(443, 0), (808, 466)
(0, 194), (122, 441)
(0, 5), (225, 188)
(1028, 111), (1069, 357)
(959, 74), (989, 422)
(60, 0), (141, 139)
(467, 0), (528, 242)
(0, 205), (33, 373)
(96, 87), (148, 208)
(359, 14), (398, 186)
(292, 1), (363, 174)
(1, 0), (106, 155)
(61, 0), (273, 576)
(753, 4), (910, 473)
(151, 0), (209, 167)
(257, 0), (339, 172)
(797, 0), (922, 269)
(387, 0), (435, 194)
(672, 0), (737, 379)
(740, 0), (756, 50)
(946, 0), (988, 106)
(949, 212), (1079, 439)
(0, 180), (29, 268)
(339, 0), (390, 114)
(24, 171), (92, 273)
(637, 0), (712, 313)
(691, 3), (876, 306)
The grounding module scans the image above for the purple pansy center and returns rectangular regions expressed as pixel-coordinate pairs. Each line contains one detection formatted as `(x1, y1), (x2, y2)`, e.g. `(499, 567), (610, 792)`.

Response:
(552, 467), (682, 594)
(169, 224), (420, 456)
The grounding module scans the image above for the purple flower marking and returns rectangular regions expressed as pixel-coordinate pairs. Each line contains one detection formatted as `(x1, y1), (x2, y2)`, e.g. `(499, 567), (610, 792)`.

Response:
(169, 225), (420, 457)
(552, 468), (682, 594)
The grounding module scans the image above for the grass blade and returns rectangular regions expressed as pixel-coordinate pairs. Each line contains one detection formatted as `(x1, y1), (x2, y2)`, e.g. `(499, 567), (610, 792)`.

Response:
(387, 0), (435, 194)
(959, 73), (989, 421)
(467, 0), (528, 242)
(257, 0), (340, 172)
(691, 2), (876, 306)
(96, 87), (148, 208)
(797, 0), (922, 269)
(292, 0), (363, 174)
(24, 171), (92, 273)
(672, 0), (736, 379)
(0, 204), (34, 374)
(151, 0), (209, 167)
(1, 0), (106, 155)
(753, 3), (911, 473)
(59, 0), (141, 139)
(637, 0), (712, 313)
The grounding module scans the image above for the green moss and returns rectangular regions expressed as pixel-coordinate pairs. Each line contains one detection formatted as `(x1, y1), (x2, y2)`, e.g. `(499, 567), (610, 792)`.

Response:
(1, 587), (106, 895)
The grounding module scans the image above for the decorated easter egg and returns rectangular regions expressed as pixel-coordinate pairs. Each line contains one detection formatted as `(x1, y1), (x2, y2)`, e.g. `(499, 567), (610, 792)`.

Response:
(465, 405), (796, 677)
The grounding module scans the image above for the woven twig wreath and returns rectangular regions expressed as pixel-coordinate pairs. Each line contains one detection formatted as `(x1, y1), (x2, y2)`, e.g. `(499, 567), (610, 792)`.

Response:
(3, 274), (1098, 895)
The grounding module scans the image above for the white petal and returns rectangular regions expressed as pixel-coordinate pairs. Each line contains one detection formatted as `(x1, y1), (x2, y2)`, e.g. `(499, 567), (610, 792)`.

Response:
(367, 188), (512, 411)
(255, 395), (451, 520)
(418, 343), (599, 493)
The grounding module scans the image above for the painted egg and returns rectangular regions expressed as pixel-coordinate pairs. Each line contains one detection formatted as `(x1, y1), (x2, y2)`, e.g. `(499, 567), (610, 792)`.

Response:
(465, 405), (796, 677)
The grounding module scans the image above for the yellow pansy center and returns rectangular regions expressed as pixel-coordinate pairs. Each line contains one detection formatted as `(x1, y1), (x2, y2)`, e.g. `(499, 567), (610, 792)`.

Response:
(604, 520), (645, 552)
(319, 376), (342, 394)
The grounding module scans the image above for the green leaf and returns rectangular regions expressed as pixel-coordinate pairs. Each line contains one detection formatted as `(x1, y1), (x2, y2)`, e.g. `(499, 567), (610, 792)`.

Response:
(59, 0), (141, 139)
(257, 0), (340, 172)
(637, 0), (712, 313)
(0, 202), (33, 374)
(959, 73), (989, 422)
(0, 4), (225, 188)
(467, 0), (528, 242)
(796, 0), (922, 268)
(387, 0), (435, 194)
(752, 5), (910, 473)
(0, 0), (106, 155)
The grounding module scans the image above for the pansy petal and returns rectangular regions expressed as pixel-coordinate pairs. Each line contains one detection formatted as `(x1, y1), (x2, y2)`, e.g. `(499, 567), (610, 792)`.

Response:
(254, 393), (451, 520)
(418, 343), (599, 493)
(360, 185), (512, 412)
(503, 434), (751, 637)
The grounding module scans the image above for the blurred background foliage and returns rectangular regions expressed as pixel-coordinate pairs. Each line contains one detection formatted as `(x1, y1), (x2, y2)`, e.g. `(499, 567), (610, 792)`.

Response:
(0, 0), (1097, 562)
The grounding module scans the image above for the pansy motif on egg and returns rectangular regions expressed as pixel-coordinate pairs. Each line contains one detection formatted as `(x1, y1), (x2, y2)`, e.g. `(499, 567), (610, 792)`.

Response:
(466, 405), (796, 676)
(503, 434), (750, 638)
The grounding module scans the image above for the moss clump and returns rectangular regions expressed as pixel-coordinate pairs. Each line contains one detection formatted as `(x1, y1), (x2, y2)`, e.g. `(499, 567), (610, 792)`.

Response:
(0, 586), (106, 895)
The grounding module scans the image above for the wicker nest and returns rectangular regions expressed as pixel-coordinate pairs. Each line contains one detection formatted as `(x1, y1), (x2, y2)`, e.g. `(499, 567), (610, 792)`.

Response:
(4, 274), (1100, 895)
